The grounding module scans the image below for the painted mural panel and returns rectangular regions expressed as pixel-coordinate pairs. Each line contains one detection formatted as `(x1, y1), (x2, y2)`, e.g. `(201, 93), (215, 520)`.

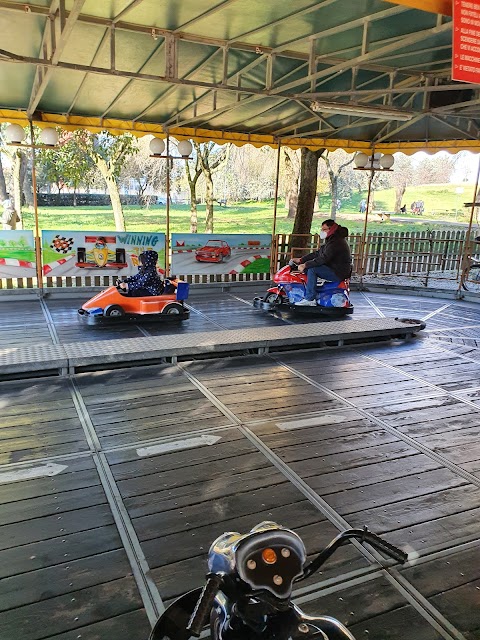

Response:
(171, 234), (271, 275)
(41, 230), (166, 277)
(0, 230), (36, 278)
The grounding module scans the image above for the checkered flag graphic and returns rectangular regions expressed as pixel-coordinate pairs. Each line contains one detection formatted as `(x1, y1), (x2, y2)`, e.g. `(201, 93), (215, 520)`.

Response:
(50, 235), (75, 254)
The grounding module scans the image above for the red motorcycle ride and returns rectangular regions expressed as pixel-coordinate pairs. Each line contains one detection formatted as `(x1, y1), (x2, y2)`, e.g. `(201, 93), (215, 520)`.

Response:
(254, 260), (353, 318)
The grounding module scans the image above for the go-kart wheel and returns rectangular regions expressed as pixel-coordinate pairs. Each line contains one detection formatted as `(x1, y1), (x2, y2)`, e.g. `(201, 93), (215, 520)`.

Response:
(104, 304), (125, 317)
(163, 302), (184, 315)
(265, 292), (283, 305)
(116, 248), (126, 263)
(77, 247), (86, 262)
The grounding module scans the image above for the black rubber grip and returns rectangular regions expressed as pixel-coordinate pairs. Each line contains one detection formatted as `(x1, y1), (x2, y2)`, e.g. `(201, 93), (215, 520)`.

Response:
(364, 532), (408, 564)
(187, 575), (222, 637)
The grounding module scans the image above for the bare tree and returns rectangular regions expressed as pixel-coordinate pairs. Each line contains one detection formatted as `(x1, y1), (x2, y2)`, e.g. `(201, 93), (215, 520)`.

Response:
(319, 150), (355, 219)
(390, 153), (414, 213)
(185, 151), (202, 233)
(194, 141), (229, 233)
(291, 148), (325, 248)
(121, 136), (167, 207)
(283, 148), (300, 218)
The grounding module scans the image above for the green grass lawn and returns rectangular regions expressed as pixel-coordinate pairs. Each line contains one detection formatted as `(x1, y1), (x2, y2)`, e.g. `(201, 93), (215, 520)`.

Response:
(18, 183), (478, 237)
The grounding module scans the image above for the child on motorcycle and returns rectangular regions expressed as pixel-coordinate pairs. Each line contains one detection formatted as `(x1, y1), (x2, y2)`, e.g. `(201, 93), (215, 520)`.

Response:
(293, 219), (352, 306)
(118, 250), (165, 296)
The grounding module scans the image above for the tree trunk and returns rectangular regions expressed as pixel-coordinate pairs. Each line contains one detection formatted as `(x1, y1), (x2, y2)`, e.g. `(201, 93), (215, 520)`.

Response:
(284, 150), (299, 218)
(189, 183), (198, 233)
(291, 148), (324, 249)
(330, 175), (338, 220)
(394, 184), (406, 213)
(0, 154), (7, 201)
(12, 150), (26, 229)
(95, 157), (126, 231)
(205, 171), (214, 233)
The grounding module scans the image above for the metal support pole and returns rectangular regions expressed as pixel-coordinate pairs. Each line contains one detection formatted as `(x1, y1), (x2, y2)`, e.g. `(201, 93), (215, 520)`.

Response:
(29, 121), (43, 293)
(458, 156), (480, 294)
(271, 140), (281, 277)
(165, 134), (171, 276)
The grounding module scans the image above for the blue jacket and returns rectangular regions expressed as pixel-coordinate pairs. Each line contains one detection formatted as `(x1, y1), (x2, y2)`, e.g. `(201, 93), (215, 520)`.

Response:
(126, 250), (164, 295)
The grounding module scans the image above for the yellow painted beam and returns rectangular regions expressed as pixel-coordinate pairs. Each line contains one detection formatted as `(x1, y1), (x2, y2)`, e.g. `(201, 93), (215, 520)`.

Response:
(1, 109), (478, 155)
(383, 0), (452, 16)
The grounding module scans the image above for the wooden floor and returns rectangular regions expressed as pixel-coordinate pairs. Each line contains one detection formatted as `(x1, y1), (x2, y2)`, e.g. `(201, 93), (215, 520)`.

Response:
(0, 290), (479, 639)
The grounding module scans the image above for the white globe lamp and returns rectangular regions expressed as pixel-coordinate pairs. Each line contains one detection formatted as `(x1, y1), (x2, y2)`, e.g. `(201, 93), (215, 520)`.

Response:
(5, 123), (26, 144)
(149, 137), (165, 156)
(177, 139), (193, 158)
(354, 152), (368, 169)
(379, 153), (395, 169)
(39, 127), (59, 146)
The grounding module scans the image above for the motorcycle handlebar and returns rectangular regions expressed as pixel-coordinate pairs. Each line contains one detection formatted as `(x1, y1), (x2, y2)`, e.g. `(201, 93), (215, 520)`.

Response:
(187, 574), (223, 637)
(300, 527), (407, 581)
(360, 529), (408, 564)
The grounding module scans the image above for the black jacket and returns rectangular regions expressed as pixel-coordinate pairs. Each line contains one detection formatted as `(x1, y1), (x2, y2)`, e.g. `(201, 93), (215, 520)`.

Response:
(300, 225), (352, 280)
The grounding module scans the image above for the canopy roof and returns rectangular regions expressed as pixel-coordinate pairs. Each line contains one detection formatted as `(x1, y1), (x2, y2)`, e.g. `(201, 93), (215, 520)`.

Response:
(0, 0), (478, 154)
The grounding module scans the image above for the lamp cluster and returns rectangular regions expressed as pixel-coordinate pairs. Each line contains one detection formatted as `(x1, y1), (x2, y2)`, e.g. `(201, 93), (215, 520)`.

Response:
(354, 152), (395, 171)
(149, 137), (193, 158)
(5, 123), (59, 146)
(4, 124), (193, 159)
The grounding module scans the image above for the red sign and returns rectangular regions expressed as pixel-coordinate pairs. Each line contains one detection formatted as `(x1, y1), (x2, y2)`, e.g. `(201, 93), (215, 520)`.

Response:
(453, 0), (480, 83)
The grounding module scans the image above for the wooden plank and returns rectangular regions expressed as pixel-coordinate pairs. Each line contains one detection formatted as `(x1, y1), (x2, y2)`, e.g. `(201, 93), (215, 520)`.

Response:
(1, 485), (107, 526)
(116, 450), (270, 499)
(349, 488), (480, 546)
(0, 525), (122, 579)
(0, 440), (90, 466)
(0, 462), (97, 505)
(401, 546), (480, 596)
(430, 583), (480, 639)
(0, 549), (131, 611)
(305, 455), (441, 494)
(42, 609), (150, 640)
(349, 604), (443, 640)
(325, 468), (467, 515)
(133, 482), (309, 542)
(289, 441), (419, 476)
(0, 575), (143, 640)
(0, 504), (114, 551)
(98, 414), (231, 448)
(124, 464), (285, 518)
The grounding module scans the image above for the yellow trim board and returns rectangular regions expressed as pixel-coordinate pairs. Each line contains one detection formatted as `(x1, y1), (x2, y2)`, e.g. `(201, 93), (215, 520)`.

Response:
(383, 0), (452, 15)
(1, 109), (478, 156)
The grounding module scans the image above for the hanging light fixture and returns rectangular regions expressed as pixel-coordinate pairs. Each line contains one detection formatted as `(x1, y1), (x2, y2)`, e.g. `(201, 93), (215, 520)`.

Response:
(149, 137), (166, 156)
(177, 139), (193, 158)
(5, 123), (26, 144)
(39, 127), (59, 146)
(354, 152), (395, 172)
(354, 152), (369, 169)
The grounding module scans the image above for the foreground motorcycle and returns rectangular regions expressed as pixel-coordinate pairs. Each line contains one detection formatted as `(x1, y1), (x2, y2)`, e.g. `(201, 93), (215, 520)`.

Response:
(253, 260), (353, 318)
(150, 522), (407, 639)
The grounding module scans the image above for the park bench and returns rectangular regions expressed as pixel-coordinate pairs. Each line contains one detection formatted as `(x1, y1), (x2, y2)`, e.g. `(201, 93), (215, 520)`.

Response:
(372, 210), (392, 221)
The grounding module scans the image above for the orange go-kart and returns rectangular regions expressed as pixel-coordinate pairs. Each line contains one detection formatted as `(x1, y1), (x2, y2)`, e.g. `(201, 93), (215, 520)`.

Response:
(78, 278), (190, 323)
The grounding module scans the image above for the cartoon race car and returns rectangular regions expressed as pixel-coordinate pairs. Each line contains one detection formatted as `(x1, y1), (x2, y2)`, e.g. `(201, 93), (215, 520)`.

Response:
(78, 278), (190, 323)
(195, 239), (231, 263)
(76, 236), (127, 269)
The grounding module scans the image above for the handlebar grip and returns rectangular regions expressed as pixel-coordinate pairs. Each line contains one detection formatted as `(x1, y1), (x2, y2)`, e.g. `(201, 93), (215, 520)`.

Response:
(187, 574), (223, 637)
(363, 531), (408, 564)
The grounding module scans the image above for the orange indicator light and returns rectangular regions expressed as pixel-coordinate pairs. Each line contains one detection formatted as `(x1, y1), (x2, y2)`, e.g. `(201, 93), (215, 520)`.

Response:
(262, 548), (277, 564)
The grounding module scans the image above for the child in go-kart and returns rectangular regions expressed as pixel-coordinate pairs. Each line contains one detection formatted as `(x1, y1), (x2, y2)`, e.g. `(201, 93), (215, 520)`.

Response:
(117, 250), (166, 296)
